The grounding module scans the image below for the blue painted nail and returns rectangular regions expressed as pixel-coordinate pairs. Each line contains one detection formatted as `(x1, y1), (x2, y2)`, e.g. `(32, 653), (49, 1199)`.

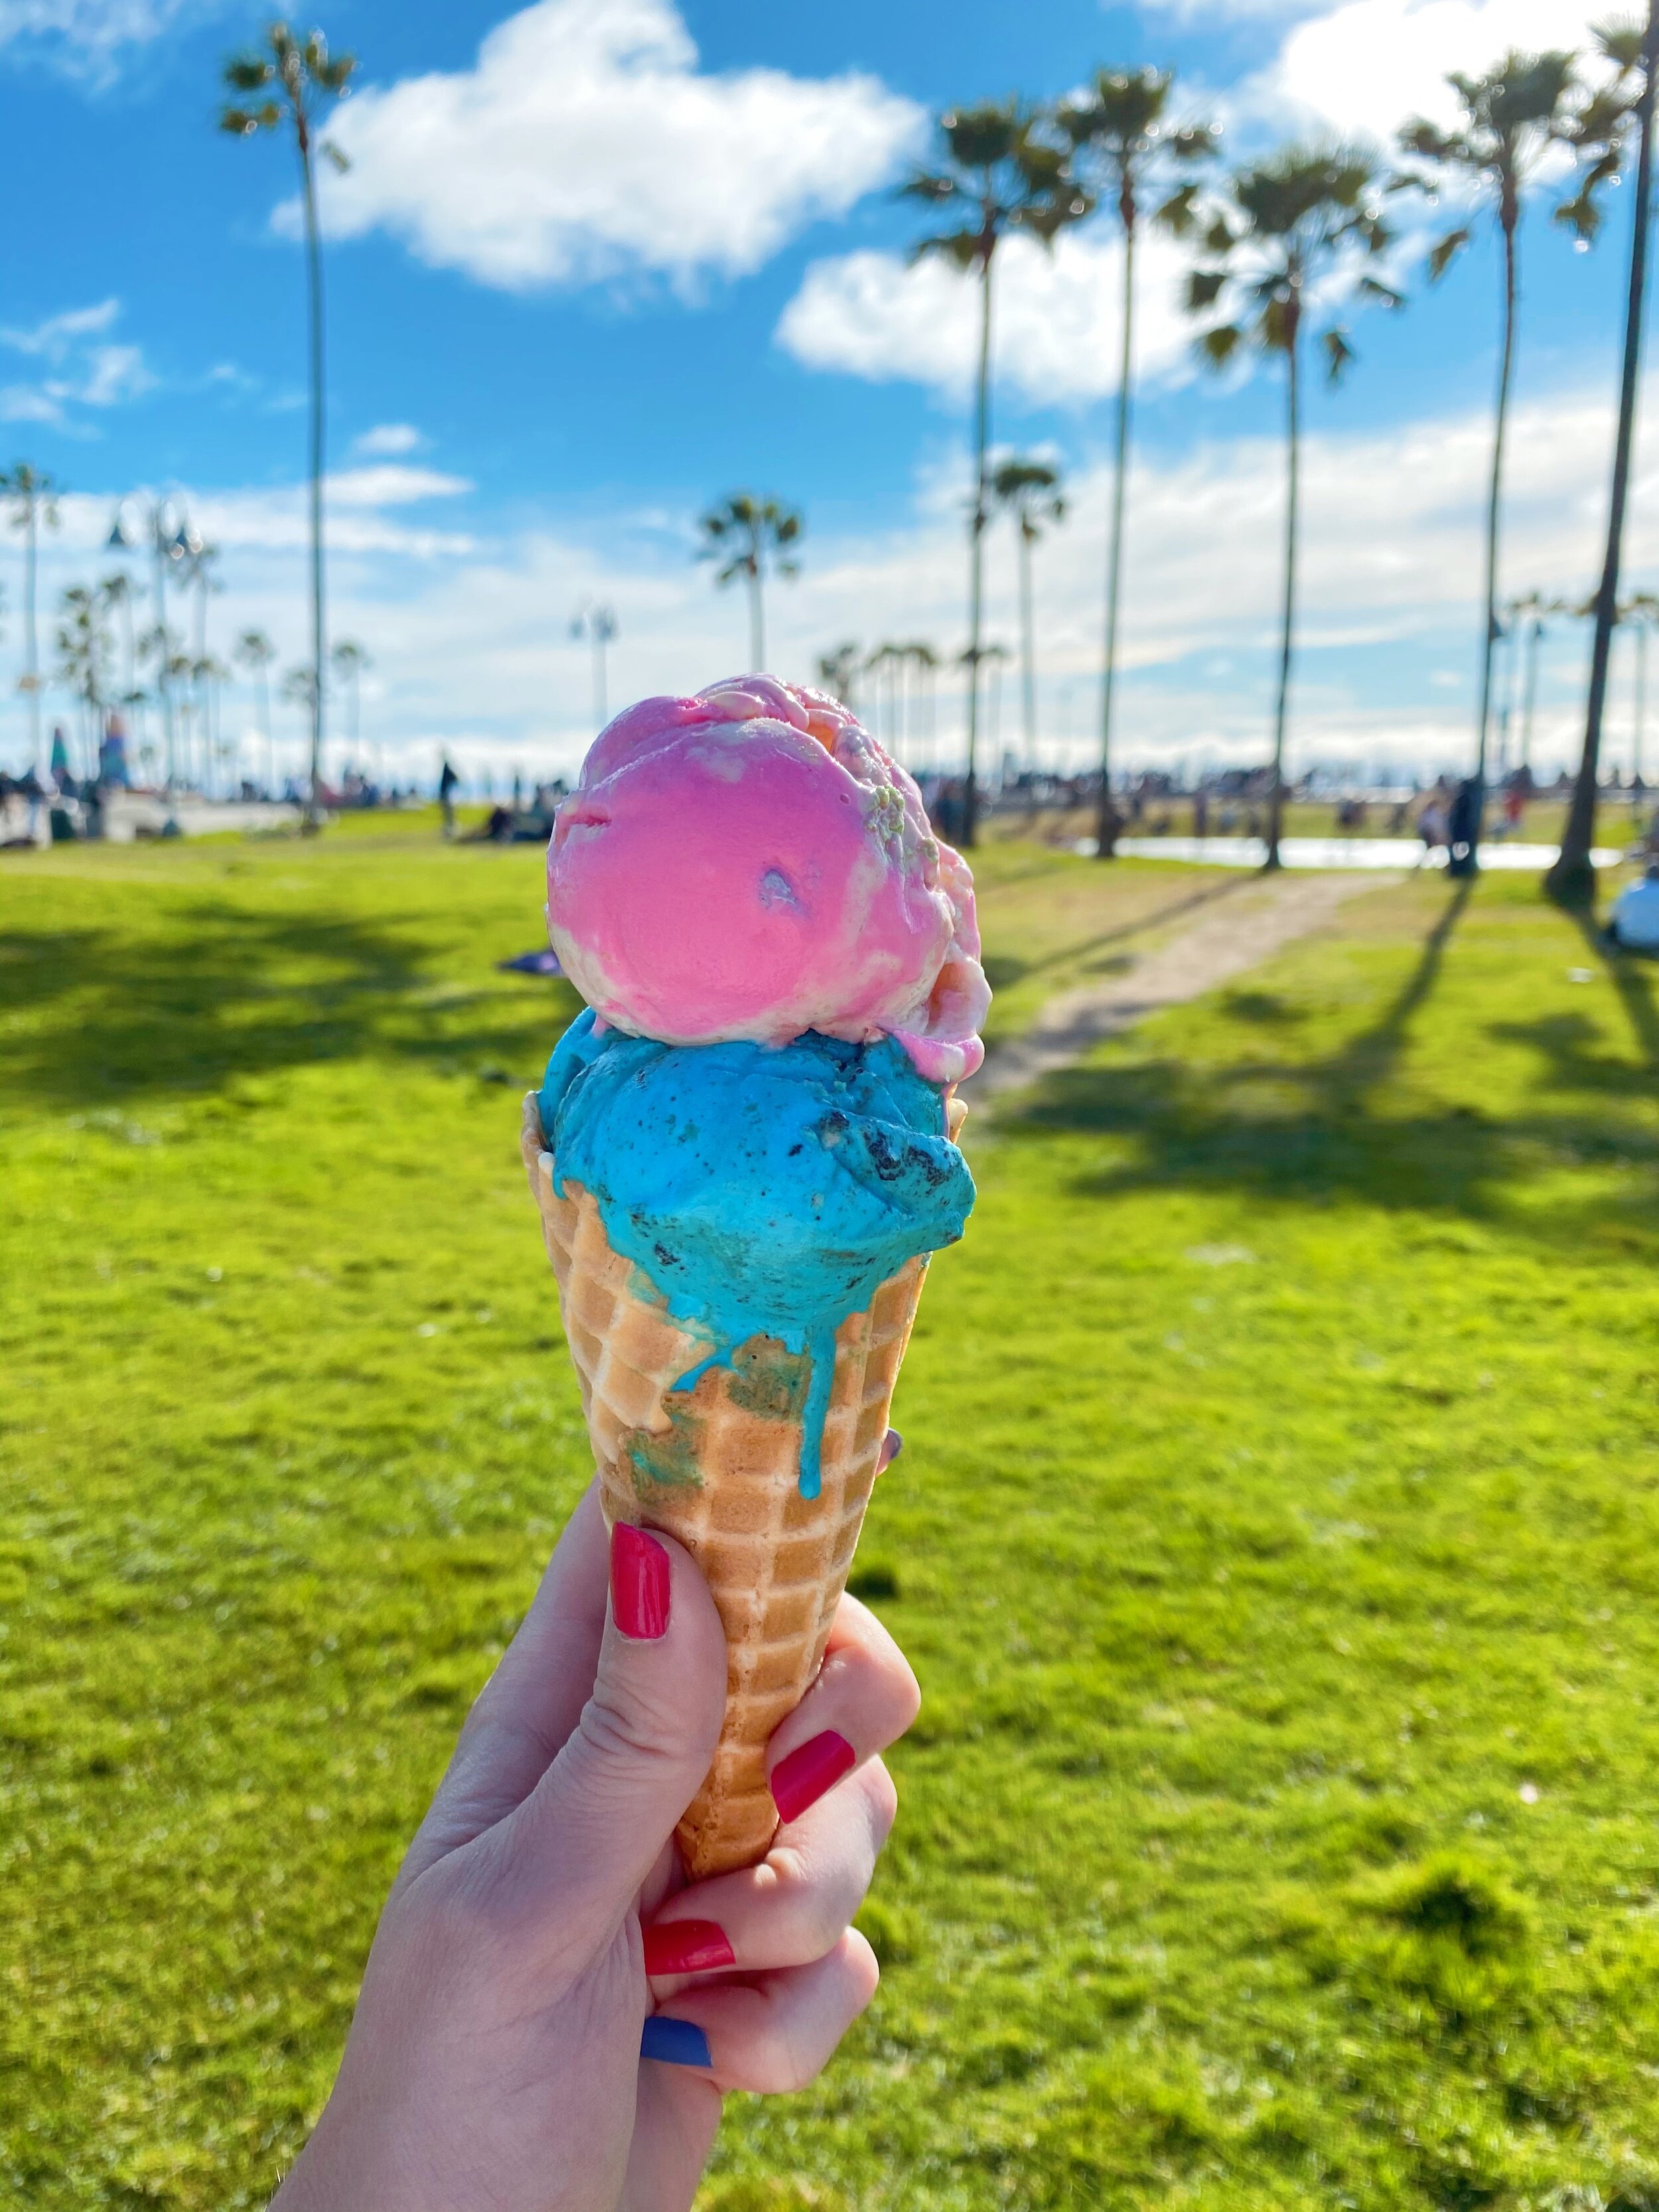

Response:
(879, 1428), (903, 1471)
(640, 2015), (713, 2069)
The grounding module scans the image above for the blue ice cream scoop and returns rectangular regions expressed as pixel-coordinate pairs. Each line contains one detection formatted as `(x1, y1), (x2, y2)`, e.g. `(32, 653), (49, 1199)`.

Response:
(538, 1009), (974, 1497)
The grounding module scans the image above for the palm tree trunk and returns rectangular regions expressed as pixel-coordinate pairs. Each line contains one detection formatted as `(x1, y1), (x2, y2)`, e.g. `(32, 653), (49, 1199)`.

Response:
(23, 500), (39, 775)
(1468, 210), (1521, 875)
(1521, 615), (1542, 771)
(1096, 209), (1135, 860)
(299, 127), (328, 821)
(1018, 524), (1037, 773)
(1267, 317), (1301, 872)
(747, 564), (764, 672)
(152, 529), (175, 790)
(964, 249), (995, 848)
(1550, 2), (1659, 904)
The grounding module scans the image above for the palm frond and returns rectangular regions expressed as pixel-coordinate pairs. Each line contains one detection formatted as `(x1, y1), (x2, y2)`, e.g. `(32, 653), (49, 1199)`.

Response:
(1185, 267), (1228, 313)
(1323, 326), (1357, 382)
(1427, 226), (1471, 281)
(1197, 323), (1242, 370)
(908, 230), (983, 272)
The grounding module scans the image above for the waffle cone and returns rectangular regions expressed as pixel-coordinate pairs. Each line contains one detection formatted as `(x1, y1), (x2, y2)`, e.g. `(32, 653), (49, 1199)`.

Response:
(520, 1089), (940, 1878)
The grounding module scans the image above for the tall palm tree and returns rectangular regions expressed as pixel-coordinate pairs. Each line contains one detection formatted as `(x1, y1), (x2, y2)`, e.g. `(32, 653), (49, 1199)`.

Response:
(569, 603), (618, 727)
(1549, 12), (1659, 901)
(904, 640), (940, 765)
(1186, 145), (1403, 870)
(901, 102), (1090, 845)
(222, 23), (356, 821)
(236, 628), (277, 792)
(816, 641), (860, 707)
(1500, 589), (1567, 773)
(1, 464), (60, 774)
(179, 538), (220, 792)
(100, 571), (137, 707)
(55, 584), (110, 778)
(862, 641), (902, 748)
(988, 457), (1065, 773)
(695, 493), (802, 670)
(1059, 70), (1217, 858)
(330, 636), (370, 757)
(1396, 52), (1582, 875)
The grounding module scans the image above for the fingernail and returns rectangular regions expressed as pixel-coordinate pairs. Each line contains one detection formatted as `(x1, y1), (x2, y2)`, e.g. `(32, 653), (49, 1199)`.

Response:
(640, 2015), (713, 2068)
(611, 1523), (670, 1640)
(643, 1918), (735, 1977)
(770, 1729), (856, 1824)
(878, 1428), (903, 1472)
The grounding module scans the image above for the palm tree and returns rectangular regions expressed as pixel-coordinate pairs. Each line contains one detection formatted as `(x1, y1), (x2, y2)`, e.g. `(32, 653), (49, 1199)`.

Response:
(569, 603), (618, 727)
(1500, 590), (1567, 773)
(281, 662), (321, 794)
(904, 640), (940, 765)
(1, 464), (60, 774)
(100, 570), (137, 708)
(1396, 52), (1583, 875)
(1549, 13), (1659, 901)
(816, 641), (860, 707)
(179, 538), (220, 792)
(55, 584), (110, 778)
(695, 493), (802, 670)
(222, 23), (356, 821)
(1059, 70), (1217, 858)
(330, 636), (370, 757)
(901, 102), (1090, 845)
(988, 456), (1064, 773)
(1186, 145), (1403, 869)
(236, 628), (277, 792)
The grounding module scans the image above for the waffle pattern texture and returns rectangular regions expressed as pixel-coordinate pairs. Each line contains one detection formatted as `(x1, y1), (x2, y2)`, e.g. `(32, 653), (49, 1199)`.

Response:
(520, 1090), (929, 1878)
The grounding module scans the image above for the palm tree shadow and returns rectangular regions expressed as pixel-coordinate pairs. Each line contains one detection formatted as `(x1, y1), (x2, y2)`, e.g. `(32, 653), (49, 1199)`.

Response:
(0, 898), (577, 1112)
(984, 874), (1254, 994)
(993, 879), (1658, 1245)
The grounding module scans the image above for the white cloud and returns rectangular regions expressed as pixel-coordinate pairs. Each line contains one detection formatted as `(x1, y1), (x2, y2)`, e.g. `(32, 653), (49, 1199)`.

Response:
(0, 297), (151, 427)
(352, 422), (425, 457)
(0, 0), (223, 76)
(778, 228), (1196, 408)
(295, 0), (923, 293)
(11, 365), (1649, 790)
(1232, 0), (1605, 144)
(1, 298), (120, 355)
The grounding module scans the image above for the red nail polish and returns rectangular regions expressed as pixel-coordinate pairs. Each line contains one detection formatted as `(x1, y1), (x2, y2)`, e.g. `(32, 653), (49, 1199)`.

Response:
(642, 1917), (735, 1977)
(770, 1730), (856, 1824)
(611, 1523), (670, 1640)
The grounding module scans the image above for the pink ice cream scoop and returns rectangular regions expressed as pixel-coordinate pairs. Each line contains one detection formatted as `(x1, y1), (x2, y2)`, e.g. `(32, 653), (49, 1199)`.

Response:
(545, 674), (989, 1083)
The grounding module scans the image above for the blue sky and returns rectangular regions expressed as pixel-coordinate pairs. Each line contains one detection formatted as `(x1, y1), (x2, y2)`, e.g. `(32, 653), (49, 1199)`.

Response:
(0, 0), (1647, 788)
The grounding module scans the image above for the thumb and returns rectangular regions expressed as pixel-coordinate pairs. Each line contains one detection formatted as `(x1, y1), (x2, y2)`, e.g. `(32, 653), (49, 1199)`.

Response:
(491, 1521), (728, 1935)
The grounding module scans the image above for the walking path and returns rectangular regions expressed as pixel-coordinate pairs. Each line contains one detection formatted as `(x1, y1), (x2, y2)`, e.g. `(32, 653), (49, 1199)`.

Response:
(968, 868), (1396, 1102)
(1104, 834), (1623, 871)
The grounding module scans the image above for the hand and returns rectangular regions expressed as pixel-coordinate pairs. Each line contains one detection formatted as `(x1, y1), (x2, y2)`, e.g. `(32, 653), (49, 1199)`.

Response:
(271, 1480), (920, 2212)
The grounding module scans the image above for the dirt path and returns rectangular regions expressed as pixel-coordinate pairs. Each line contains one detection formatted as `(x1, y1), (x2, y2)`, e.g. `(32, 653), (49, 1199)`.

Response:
(967, 869), (1399, 1102)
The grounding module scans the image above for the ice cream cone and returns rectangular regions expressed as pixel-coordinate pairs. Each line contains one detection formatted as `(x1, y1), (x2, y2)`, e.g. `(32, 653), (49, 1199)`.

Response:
(521, 1090), (942, 1878)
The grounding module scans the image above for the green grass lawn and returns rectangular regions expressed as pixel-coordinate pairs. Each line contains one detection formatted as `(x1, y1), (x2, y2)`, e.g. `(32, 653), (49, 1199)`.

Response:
(4, 828), (1659, 2211)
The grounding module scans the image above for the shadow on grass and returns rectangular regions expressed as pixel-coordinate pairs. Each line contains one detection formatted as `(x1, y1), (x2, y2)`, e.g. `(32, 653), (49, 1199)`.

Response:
(0, 899), (578, 1110)
(1001, 881), (1659, 1241)
(985, 875), (1254, 992)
